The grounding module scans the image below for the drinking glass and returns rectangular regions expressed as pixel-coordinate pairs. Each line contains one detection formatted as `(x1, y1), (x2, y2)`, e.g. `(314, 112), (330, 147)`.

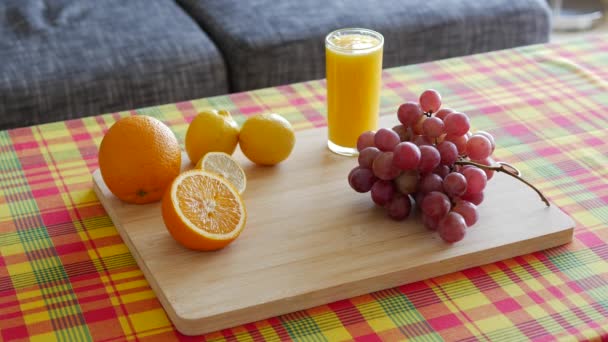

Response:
(325, 28), (384, 156)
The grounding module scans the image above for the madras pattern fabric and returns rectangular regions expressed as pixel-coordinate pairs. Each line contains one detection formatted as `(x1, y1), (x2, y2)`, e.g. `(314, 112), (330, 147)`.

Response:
(1, 36), (607, 341)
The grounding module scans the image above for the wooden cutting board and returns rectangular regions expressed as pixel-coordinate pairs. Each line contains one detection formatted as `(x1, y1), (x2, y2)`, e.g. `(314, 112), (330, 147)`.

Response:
(92, 115), (574, 336)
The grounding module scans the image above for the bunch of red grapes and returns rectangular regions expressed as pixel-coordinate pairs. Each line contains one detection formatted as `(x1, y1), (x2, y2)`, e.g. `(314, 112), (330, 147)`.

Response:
(348, 89), (497, 243)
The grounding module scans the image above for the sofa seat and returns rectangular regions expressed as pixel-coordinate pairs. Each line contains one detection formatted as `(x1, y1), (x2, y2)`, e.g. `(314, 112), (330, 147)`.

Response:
(178, 0), (551, 92)
(0, 0), (228, 129)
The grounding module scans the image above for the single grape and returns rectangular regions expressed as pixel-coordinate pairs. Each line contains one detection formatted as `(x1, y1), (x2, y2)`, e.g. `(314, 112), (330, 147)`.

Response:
(357, 131), (376, 152)
(419, 173), (444, 194)
(443, 172), (467, 197)
(452, 200), (479, 227)
(422, 214), (440, 231)
(471, 157), (495, 180)
(444, 112), (470, 136)
(460, 191), (484, 206)
(421, 191), (451, 218)
(422, 117), (444, 138)
(358, 147), (381, 169)
(437, 141), (458, 166)
(372, 152), (401, 180)
(438, 212), (466, 243)
(419, 89), (442, 113)
(418, 145), (441, 174)
(393, 142), (421, 170)
(462, 167), (487, 195)
(371, 180), (395, 206)
(394, 170), (419, 194)
(397, 102), (423, 127)
(348, 167), (358, 187)
(392, 125), (411, 142)
(385, 194), (412, 220)
(348, 167), (377, 193)
(444, 134), (469, 155)
(433, 165), (450, 179)
(457, 164), (474, 173)
(412, 116), (426, 135)
(412, 135), (433, 146)
(474, 131), (495, 153)
(374, 128), (400, 152)
(414, 192), (426, 210)
(466, 135), (492, 160)
(435, 108), (453, 121)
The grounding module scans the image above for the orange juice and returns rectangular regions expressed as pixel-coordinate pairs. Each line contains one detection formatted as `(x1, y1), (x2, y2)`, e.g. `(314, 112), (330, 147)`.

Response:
(326, 28), (383, 155)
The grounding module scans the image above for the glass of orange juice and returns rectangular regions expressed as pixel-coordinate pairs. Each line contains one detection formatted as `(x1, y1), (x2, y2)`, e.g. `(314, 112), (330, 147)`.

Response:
(325, 28), (384, 156)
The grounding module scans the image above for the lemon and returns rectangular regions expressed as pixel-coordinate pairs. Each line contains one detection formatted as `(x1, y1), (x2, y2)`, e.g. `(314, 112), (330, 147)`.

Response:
(185, 109), (239, 165)
(239, 113), (295, 165)
(196, 152), (247, 194)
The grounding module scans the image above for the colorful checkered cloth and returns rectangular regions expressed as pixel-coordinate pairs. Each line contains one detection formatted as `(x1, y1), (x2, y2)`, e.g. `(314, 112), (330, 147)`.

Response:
(1, 36), (607, 341)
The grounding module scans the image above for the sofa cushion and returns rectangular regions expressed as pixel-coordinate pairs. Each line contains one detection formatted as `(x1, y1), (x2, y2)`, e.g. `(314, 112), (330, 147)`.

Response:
(177, 0), (551, 92)
(0, 0), (228, 129)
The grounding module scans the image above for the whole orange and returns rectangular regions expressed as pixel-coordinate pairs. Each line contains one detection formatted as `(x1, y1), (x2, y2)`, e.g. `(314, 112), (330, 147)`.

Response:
(99, 115), (181, 204)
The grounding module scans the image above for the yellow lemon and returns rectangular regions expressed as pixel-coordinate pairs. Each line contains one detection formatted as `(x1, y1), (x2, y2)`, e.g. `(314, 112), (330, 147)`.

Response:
(185, 109), (239, 165)
(239, 113), (295, 165)
(196, 152), (247, 194)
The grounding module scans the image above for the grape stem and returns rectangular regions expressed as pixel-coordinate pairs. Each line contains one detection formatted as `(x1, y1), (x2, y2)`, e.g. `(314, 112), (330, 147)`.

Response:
(454, 160), (550, 207)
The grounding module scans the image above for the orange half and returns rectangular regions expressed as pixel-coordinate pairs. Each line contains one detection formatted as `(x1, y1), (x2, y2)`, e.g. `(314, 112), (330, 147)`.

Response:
(161, 170), (247, 251)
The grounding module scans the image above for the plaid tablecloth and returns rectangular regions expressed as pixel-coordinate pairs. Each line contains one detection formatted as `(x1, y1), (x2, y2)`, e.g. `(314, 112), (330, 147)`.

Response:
(1, 36), (607, 341)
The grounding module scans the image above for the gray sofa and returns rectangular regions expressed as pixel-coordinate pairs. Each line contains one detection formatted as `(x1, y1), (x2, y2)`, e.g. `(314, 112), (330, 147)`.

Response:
(0, 0), (551, 129)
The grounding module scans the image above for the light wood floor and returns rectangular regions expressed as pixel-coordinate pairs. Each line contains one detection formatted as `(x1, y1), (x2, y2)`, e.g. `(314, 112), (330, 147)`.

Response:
(551, 1), (608, 42)
(552, 18), (608, 42)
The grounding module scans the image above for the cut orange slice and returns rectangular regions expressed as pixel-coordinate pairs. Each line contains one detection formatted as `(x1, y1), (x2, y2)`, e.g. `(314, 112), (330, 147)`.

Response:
(161, 170), (247, 251)
(196, 152), (247, 194)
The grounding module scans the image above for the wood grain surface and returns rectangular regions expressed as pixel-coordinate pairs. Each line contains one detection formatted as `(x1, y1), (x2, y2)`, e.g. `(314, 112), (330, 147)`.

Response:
(92, 116), (574, 335)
